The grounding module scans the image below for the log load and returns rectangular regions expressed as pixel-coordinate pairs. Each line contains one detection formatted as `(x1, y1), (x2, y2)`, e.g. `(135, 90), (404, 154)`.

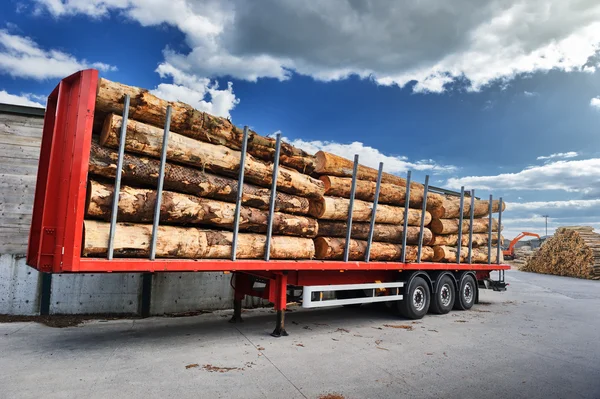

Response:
(316, 221), (432, 245)
(95, 78), (316, 174)
(100, 114), (324, 198)
(320, 175), (443, 209)
(89, 142), (310, 215)
(430, 217), (499, 235)
(309, 196), (431, 225)
(430, 233), (502, 247)
(83, 220), (315, 259)
(86, 180), (318, 238)
(432, 245), (503, 263)
(523, 227), (600, 279)
(314, 237), (434, 261)
(314, 151), (423, 189)
(430, 197), (506, 219)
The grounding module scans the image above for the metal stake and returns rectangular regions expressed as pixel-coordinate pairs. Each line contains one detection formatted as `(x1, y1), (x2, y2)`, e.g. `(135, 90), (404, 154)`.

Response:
(365, 162), (384, 262)
(231, 127), (249, 261)
(456, 187), (465, 264)
(343, 155), (359, 262)
(417, 175), (430, 263)
(401, 171), (412, 263)
(487, 195), (493, 264)
(497, 197), (503, 266)
(265, 134), (282, 261)
(467, 189), (475, 264)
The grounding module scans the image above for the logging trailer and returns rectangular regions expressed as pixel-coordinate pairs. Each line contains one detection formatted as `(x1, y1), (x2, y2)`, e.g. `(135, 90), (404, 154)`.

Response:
(25, 69), (510, 337)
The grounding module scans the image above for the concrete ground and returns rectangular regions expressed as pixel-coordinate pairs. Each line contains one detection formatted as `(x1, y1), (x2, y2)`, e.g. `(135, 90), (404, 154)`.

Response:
(1, 269), (599, 399)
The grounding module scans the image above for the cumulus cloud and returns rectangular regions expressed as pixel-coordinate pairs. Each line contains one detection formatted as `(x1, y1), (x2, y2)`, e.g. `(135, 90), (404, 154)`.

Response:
(591, 97), (600, 109)
(0, 90), (45, 107)
(0, 29), (116, 79)
(536, 151), (578, 160)
(32, 0), (600, 92)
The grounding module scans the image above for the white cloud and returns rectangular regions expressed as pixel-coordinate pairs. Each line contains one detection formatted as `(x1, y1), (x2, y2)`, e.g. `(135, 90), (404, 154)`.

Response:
(0, 29), (116, 80)
(31, 0), (600, 93)
(0, 90), (45, 107)
(523, 91), (538, 97)
(591, 97), (600, 109)
(536, 151), (578, 160)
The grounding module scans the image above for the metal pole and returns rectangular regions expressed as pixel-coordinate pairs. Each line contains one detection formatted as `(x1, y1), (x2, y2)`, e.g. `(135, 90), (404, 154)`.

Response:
(542, 214), (549, 237)
(401, 171), (412, 263)
(487, 195), (493, 264)
(467, 189), (475, 264)
(365, 162), (383, 262)
(231, 127), (249, 261)
(107, 94), (130, 260)
(264, 134), (282, 261)
(416, 175), (430, 263)
(149, 105), (172, 260)
(497, 197), (503, 265)
(456, 187), (465, 264)
(343, 155), (359, 262)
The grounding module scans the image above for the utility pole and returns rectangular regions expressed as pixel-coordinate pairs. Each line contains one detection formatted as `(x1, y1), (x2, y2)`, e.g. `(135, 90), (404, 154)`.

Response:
(542, 214), (549, 237)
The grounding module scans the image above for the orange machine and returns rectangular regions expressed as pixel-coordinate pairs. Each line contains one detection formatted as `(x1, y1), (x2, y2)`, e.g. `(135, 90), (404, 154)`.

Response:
(503, 232), (541, 260)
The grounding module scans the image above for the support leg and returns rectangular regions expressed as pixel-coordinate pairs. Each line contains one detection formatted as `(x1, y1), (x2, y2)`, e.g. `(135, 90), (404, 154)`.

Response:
(270, 273), (288, 337)
(229, 273), (248, 323)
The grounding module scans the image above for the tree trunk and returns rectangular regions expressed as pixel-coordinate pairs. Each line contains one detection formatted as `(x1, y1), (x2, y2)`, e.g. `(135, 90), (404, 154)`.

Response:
(309, 196), (431, 225)
(320, 175), (443, 209)
(89, 142), (310, 215)
(86, 180), (317, 238)
(432, 245), (502, 263)
(314, 151), (423, 189)
(430, 218), (499, 235)
(95, 78), (316, 173)
(83, 220), (315, 259)
(314, 237), (434, 261)
(317, 221), (432, 245)
(100, 114), (324, 198)
(430, 198), (506, 219)
(430, 233), (502, 247)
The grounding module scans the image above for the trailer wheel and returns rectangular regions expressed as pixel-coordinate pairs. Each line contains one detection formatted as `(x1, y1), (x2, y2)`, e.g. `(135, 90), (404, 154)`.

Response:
(398, 277), (430, 319)
(429, 275), (455, 314)
(454, 275), (476, 310)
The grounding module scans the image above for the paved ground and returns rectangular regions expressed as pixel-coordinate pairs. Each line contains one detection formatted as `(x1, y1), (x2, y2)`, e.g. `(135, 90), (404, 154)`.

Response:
(1, 269), (600, 399)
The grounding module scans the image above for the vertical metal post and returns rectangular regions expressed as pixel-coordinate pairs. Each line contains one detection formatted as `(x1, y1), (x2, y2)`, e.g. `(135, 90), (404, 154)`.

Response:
(343, 155), (359, 262)
(467, 189), (475, 264)
(401, 171), (412, 263)
(149, 106), (172, 260)
(417, 175), (430, 263)
(231, 127), (250, 261)
(107, 94), (130, 260)
(487, 195), (493, 264)
(265, 134), (282, 261)
(365, 162), (383, 262)
(456, 187), (465, 264)
(497, 197), (503, 266)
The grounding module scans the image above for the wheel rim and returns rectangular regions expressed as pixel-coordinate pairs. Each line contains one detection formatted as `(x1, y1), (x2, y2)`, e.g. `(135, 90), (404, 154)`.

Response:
(413, 287), (426, 311)
(463, 281), (474, 304)
(440, 284), (452, 307)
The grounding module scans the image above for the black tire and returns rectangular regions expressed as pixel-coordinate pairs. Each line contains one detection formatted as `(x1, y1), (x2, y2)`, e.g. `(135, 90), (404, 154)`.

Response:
(336, 289), (363, 308)
(397, 276), (430, 319)
(453, 275), (476, 310)
(429, 275), (455, 314)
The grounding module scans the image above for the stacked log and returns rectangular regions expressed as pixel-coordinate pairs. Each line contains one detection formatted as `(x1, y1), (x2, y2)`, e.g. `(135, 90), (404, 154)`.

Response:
(523, 227), (600, 279)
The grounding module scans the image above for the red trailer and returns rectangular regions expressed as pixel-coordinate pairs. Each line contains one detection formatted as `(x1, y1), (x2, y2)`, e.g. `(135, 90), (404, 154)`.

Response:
(26, 69), (510, 336)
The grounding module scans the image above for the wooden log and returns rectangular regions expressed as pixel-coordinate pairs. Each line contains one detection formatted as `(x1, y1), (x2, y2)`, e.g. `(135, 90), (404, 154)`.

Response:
(432, 246), (503, 263)
(430, 233), (502, 247)
(314, 151), (423, 189)
(83, 220), (315, 259)
(430, 197), (506, 219)
(314, 237), (434, 261)
(95, 78), (316, 173)
(309, 196), (431, 225)
(89, 142), (310, 215)
(86, 180), (317, 238)
(100, 114), (324, 198)
(320, 175), (443, 209)
(316, 221), (432, 245)
(430, 218), (499, 235)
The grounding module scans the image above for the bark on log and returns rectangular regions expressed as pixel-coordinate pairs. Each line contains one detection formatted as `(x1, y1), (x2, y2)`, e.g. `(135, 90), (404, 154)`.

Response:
(100, 114), (324, 198)
(314, 237), (434, 261)
(309, 196), (431, 225)
(430, 218), (499, 235)
(86, 180), (317, 238)
(430, 233), (502, 247)
(316, 221), (432, 245)
(314, 151), (423, 189)
(83, 220), (315, 259)
(95, 78), (316, 173)
(89, 142), (310, 215)
(432, 245), (503, 263)
(430, 198), (506, 219)
(320, 175), (443, 209)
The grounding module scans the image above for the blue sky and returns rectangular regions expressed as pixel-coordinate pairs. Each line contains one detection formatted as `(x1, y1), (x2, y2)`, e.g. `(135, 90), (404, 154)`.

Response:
(1, 0), (600, 238)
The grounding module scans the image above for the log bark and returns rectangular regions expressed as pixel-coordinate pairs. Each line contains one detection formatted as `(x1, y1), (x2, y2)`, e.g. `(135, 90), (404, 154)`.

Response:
(309, 196), (431, 225)
(430, 197), (506, 219)
(314, 151), (423, 189)
(430, 233), (502, 247)
(430, 218), (499, 235)
(83, 220), (315, 259)
(86, 180), (317, 238)
(432, 245), (502, 263)
(314, 237), (434, 261)
(320, 175), (443, 209)
(100, 114), (324, 198)
(89, 142), (310, 215)
(316, 221), (432, 245)
(95, 78), (316, 173)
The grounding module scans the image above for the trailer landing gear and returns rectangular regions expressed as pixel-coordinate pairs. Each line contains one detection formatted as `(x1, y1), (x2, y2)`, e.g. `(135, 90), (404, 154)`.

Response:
(271, 310), (288, 337)
(229, 298), (243, 323)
